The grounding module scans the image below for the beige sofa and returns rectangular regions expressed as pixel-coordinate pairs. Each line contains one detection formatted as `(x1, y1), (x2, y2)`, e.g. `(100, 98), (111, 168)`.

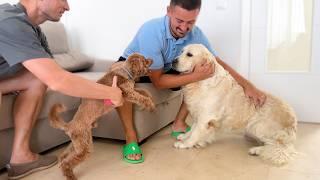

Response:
(0, 22), (182, 169)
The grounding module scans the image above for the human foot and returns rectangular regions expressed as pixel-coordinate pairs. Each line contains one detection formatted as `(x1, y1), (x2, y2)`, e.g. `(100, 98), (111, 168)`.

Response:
(171, 121), (191, 138)
(123, 142), (144, 164)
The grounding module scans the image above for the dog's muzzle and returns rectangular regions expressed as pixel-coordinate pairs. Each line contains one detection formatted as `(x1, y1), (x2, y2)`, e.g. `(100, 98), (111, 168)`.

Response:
(172, 58), (178, 69)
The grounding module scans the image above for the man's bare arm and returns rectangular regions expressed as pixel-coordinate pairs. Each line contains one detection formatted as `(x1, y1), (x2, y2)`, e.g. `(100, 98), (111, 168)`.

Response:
(22, 58), (123, 106)
(216, 57), (266, 107)
(148, 63), (214, 89)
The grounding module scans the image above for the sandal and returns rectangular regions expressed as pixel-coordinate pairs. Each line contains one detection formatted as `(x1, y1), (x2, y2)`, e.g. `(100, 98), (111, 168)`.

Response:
(123, 142), (144, 164)
(171, 126), (191, 138)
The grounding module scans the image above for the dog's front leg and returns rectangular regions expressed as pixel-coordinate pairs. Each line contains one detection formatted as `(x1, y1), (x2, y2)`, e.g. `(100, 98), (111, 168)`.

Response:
(175, 118), (219, 149)
(124, 88), (155, 111)
(174, 120), (204, 149)
(134, 88), (153, 99)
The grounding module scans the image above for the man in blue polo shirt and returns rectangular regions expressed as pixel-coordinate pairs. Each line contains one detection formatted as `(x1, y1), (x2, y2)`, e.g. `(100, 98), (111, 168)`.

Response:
(117, 0), (267, 164)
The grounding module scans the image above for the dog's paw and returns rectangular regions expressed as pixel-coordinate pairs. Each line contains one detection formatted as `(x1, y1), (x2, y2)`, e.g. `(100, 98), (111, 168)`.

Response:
(248, 146), (263, 156)
(144, 99), (156, 112)
(66, 173), (77, 180)
(174, 141), (186, 149)
(177, 133), (187, 141)
(195, 141), (207, 148)
(174, 141), (193, 149)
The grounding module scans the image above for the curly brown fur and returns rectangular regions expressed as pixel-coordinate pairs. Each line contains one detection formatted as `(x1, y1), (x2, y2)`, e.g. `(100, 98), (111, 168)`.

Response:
(49, 53), (155, 180)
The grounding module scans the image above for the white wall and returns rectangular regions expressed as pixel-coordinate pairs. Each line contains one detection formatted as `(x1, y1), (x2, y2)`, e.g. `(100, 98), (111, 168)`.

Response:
(1, 0), (243, 71)
(64, 0), (242, 70)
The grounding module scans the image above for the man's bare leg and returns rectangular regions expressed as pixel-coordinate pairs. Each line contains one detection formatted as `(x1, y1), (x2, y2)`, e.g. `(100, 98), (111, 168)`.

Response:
(0, 69), (47, 164)
(116, 101), (141, 161)
(172, 101), (189, 132)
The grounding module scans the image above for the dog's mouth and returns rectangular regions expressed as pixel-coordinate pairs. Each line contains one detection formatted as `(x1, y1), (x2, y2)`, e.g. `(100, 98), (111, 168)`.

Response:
(172, 66), (191, 74)
(172, 65), (192, 74)
(180, 70), (192, 74)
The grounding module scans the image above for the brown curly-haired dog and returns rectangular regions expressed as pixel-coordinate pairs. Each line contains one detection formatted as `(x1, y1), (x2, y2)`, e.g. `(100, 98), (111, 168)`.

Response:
(49, 53), (155, 180)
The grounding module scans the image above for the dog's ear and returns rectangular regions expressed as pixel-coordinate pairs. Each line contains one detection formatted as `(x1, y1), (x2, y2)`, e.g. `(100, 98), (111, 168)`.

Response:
(127, 53), (141, 62)
(201, 57), (211, 65)
(146, 58), (153, 66)
(201, 56), (215, 70)
(202, 52), (217, 65)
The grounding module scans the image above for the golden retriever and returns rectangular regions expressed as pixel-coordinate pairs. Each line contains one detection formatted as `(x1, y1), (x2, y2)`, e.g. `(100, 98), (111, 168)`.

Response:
(173, 44), (298, 166)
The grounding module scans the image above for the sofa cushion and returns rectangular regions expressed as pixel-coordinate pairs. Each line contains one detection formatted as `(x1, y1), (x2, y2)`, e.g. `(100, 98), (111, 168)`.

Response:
(0, 93), (15, 131)
(53, 50), (94, 72)
(0, 91), (80, 131)
(40, 22), (69, 54)
(40, 22), (94, 72)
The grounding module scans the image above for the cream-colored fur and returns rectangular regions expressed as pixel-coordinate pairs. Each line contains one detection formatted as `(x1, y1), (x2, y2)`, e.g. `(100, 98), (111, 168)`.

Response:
(173, 44), (298, 166)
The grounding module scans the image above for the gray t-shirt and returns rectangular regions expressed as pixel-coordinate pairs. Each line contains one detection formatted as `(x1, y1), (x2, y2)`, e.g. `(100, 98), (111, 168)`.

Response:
(0, 3), (52, 79)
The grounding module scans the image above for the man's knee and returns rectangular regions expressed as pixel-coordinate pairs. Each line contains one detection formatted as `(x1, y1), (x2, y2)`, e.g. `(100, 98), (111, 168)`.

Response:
(25, 71), (47, 94)
(30, 79), (47, 94)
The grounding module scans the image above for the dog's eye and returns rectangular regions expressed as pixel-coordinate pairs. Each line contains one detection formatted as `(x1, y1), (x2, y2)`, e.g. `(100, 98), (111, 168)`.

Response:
(186, 52), (193, 57)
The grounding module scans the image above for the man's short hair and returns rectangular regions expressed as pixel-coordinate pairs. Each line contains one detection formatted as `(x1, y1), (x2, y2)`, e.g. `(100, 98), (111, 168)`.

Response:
(170, 0), (201, 10)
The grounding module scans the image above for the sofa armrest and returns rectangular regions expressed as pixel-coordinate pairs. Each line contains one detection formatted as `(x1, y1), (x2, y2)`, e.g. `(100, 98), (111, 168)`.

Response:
(87, 59), (115, 72)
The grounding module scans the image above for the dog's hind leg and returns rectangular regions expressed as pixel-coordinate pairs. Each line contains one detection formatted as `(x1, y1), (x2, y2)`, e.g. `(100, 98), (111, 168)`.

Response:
(59, 143), (74, 163)
(246, 125), (297, 165)
(60, 145), (77, 180)
(60, 131), (93, 180)
(259, 129), (297, 166)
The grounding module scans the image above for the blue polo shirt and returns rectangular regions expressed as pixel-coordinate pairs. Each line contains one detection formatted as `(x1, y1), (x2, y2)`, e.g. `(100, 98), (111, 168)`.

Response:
(122, 15), (216, 72)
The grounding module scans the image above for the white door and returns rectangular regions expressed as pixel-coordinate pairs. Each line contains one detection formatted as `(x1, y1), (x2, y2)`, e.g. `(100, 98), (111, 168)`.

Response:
(249, 0), (320, 123)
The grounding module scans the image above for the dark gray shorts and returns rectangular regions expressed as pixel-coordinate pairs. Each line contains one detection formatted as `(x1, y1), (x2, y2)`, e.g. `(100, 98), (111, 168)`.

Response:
(0, 64), (25, 80)
(118, 56), (181, 91)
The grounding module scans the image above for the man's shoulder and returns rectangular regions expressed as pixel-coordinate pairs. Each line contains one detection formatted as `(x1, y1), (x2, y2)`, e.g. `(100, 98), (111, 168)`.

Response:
(0, 3), (25, 22)
(140, 16), (165, 32)
(0, 4), (31, 34)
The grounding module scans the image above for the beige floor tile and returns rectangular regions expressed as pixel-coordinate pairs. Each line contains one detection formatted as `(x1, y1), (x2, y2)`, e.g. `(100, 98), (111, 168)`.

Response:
(268, 168), (320, 180)
(0, 123), (319, 180)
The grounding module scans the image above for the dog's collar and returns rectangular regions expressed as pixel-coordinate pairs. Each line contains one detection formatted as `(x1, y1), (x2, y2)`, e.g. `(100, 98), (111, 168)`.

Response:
(121, 67), (134, 80)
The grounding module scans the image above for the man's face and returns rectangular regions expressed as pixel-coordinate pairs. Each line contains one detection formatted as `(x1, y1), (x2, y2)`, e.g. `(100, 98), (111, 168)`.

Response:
(39, 0), (70, 21)
(167, 5), (200, 39)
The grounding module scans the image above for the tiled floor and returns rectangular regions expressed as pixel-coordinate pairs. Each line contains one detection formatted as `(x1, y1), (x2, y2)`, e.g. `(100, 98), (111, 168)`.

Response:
(1, 123), (319, 180)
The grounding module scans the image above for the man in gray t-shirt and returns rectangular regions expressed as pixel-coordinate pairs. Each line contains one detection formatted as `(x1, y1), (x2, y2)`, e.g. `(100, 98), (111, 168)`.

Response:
(0, 3), (52, 79)
(0, 1), (123, 179)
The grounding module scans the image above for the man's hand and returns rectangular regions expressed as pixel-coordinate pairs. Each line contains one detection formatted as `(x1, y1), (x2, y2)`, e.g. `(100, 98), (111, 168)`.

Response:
(192, 62), (215, 81)
(244, 84), (266, 108)
(108, 76), (124, 107)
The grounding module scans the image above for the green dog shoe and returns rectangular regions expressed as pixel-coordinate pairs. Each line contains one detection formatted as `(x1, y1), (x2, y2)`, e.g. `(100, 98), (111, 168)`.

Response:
(171, 126), (191, 138)
(123, 142), (144, 164)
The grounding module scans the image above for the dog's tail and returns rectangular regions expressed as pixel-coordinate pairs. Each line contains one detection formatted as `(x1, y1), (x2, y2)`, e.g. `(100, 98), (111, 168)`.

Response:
(49, 104), (68, 131)
(260, 128), (298, 166)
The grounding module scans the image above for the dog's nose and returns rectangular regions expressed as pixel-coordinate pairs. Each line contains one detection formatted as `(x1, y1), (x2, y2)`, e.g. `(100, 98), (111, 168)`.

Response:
(172, 58), (178, 66)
